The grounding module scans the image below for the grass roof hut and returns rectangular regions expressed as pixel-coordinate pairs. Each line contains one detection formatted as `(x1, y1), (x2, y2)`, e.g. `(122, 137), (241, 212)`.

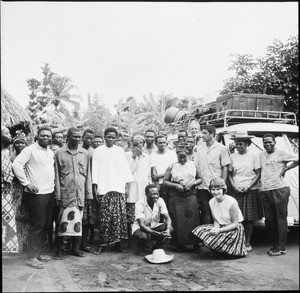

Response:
(1, 87), (35, 140)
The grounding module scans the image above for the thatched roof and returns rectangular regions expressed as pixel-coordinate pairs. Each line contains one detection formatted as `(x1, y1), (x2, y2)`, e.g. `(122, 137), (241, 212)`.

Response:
(1, 87), (32, 128)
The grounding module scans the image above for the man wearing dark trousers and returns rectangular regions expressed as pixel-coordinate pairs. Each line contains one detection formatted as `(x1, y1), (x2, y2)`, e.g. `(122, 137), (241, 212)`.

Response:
(260, 133), (298, 256)
(193, 124), (230, 224)
(12, 126), (55, 269)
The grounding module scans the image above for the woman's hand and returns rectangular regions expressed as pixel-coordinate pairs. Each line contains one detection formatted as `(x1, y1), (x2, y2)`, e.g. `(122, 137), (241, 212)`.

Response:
(239, 185), (251, 193)
(210, 227), (221, 235)
(233, 185), (242, 193)
(132, 145), (142, 159)
(184, 181), (195, 191)
(174, 183), (185, 193)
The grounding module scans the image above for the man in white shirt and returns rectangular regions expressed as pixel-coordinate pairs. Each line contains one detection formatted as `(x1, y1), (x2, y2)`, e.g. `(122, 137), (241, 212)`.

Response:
(194, 124), (230, 224)
(92, 127), (134, 254)
(150, 135), (177, 207)
(132, 184), (173, 256)
(12, 126), (55, 269)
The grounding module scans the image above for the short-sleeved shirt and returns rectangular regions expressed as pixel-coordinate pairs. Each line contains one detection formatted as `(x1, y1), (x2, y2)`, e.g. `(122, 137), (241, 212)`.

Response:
(260, 148), (298, 191)
(229, 151), (261, 190)
(194, 141), (230, 190)
(209, 194), (244, 225)
(132, 196), (168, 234)
(150, 150), (177, 184)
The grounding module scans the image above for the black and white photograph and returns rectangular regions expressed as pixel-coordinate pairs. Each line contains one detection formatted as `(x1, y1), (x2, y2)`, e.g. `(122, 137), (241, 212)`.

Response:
(1, 1), (299, 292)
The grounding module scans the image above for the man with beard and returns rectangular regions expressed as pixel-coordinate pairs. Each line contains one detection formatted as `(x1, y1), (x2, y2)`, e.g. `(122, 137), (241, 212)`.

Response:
(12, 126), (55, 269)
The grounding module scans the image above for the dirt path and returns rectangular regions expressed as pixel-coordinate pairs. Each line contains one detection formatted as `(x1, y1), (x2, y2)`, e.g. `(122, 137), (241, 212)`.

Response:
(2, 226), (299, 292)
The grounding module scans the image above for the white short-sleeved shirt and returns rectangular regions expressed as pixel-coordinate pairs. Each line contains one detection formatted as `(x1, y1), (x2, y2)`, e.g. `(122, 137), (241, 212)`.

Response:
(229, 151), (261, 190)
(260, 148), (298, 191)
(209, 195), (244, 225)
(132, 196), (168, 234)
(194, 141), (230, 190)
(150, 150), (177, 184)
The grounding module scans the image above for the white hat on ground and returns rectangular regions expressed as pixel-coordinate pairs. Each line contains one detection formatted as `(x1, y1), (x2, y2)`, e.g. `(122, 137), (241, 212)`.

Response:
(145, 249), (174, 264)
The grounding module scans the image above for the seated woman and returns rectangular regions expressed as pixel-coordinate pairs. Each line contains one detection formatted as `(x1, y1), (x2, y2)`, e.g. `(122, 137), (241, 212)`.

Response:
(190, 178), (247, 257)
(163, 143), (202, 252)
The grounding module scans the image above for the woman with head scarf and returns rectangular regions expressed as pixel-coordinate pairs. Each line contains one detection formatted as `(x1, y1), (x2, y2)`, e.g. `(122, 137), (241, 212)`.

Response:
(10, 132), (27, 162)
(10, 132), (29, 253)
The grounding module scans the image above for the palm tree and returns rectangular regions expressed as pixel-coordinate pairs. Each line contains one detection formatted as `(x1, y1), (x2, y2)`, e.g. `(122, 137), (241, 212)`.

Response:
(49, 75), (80, 110)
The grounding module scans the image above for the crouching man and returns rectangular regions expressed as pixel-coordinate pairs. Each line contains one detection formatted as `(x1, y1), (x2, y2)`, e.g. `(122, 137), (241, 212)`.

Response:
(132, 184), (173, 256)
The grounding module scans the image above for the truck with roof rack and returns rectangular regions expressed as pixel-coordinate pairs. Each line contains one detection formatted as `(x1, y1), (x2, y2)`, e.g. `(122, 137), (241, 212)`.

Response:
(164, 93), (299, 226)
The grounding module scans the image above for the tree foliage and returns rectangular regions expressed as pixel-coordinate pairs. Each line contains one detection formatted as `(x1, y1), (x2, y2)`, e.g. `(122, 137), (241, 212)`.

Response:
(26, 63), (83, 128)
(111, 92), (202, 136)
(82, 93), (112, 134)
(220, 36), (299, 122)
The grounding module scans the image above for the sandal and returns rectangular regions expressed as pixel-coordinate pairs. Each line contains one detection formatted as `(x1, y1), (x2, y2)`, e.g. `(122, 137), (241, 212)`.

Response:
(54, 253), (64, 260)
(26, 259), (45, 269)
(38, 255), (51, 261)
(80, 246), (94, 253)
(94, 246), (105, 255)
(71, 251), (85, 257)
(268, 249), (283, 256)
(245, 244), (252, 252)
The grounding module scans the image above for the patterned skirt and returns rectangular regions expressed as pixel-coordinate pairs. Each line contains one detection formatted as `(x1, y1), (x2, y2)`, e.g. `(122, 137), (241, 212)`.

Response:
(58, 206), (83, 237)
(126, 203), (135, 226)
(191, 223), (247, 257)
(11, 180), (29, 251)
(233, 189), (263, 221)
(93, 192), (128, 246)
(2, 184), (19, 253)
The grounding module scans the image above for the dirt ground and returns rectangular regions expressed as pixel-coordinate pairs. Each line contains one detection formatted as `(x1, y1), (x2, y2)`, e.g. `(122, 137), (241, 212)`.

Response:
(2, 226), (299, 292)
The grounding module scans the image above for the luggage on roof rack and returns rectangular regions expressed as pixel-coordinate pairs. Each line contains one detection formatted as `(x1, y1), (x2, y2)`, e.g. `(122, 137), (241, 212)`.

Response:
(163, 94), (296, 129)
(198, 109), (297, 127)
(208, 93), (285, 112)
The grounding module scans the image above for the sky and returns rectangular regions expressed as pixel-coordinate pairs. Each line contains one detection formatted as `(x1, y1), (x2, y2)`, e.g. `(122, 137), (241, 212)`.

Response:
(1, 2), (298, 114)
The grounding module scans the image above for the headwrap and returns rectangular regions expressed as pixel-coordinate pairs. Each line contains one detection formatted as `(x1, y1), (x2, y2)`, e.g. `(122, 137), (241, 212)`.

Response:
(13, 133), (26, 144)
(132, 134), (145, 144)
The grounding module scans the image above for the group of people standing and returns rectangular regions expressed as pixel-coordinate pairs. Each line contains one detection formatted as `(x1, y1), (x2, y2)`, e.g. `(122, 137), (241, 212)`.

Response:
(1, 119), (298, 269)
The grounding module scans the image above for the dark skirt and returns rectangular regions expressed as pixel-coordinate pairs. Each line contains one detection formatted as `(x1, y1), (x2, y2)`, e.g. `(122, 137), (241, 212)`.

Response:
(233, 189), (263, 221)
(168, 188), (200, 246)
(192, 223), (247, 257)
(93, 192), (128, 246)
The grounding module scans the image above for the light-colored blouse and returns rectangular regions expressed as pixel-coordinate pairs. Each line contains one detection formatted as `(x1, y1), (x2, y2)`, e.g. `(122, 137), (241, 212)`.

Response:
(209, 194), (244, 225)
